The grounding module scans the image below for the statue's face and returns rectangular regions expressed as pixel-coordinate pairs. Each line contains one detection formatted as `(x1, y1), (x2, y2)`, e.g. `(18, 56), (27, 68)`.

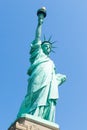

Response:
(41, 42), (51, 55)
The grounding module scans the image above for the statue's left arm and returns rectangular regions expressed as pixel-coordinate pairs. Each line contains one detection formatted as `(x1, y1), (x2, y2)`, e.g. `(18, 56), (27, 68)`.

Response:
(56, 73), (66, 86)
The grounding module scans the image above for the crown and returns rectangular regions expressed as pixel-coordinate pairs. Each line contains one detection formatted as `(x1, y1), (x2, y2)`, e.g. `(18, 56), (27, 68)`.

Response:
(41, 35), (56, 53)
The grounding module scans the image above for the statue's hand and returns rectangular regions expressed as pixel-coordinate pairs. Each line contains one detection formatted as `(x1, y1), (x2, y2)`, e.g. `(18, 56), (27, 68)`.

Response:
(56, 74), (66, 86)
(38, 18), (43, 25)
(38, 13), (44, 25)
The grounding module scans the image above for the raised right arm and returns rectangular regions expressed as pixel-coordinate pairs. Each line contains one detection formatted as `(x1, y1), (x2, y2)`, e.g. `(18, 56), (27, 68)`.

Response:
(32, 7), (47, 45)
(29, 8), (47, 64)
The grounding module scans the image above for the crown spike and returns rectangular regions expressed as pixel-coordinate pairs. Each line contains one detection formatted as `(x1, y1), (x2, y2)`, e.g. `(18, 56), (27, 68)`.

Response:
(51, 50), (55, 53)
(52, 46), (57, 48)
(44, 35), (46, 41)
(51, 41), (57, 44)
(48, 35), (52, 42)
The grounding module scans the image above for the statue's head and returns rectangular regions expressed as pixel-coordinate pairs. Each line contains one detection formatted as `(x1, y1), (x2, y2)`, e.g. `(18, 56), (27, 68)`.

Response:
(41, 36), (56, 55)
(41, 41), (52, 55)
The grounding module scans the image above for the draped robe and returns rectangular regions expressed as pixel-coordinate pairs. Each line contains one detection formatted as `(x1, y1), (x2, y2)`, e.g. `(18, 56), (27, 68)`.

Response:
(17, 40), (66, 121)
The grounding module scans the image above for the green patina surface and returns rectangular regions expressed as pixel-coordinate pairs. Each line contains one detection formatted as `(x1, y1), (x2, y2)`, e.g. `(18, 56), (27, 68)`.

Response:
(17, 7), (66, 122)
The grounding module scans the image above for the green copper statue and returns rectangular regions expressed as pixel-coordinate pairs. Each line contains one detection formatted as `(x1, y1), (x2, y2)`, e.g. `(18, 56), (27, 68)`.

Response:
(17, 7), (66, 122)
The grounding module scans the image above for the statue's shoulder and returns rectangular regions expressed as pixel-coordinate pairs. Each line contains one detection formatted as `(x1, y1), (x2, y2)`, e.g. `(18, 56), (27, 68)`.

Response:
(31, 40), (41, 46)
(30, 40), (42, 54)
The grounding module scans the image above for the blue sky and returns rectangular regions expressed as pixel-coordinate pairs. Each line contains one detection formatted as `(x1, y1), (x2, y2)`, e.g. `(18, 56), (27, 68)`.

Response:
(0, 0), (87, 130)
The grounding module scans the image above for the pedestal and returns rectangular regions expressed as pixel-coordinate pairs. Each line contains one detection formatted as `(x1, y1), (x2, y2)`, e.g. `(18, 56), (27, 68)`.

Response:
(8, 114), (60, 130)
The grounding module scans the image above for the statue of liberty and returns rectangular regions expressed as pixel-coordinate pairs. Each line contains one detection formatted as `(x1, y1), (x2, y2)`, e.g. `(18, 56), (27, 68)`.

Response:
(17, 7), (66, 122)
